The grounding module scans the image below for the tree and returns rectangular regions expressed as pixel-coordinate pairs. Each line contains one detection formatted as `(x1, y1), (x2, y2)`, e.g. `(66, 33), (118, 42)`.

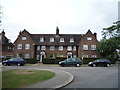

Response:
(97, 21), (120, 60)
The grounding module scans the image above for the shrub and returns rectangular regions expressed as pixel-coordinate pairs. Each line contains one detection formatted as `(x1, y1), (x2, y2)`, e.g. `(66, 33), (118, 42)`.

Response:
(42, 58), (55, 64)
(82, 58), (99, 64)
(25, 58), (36, 64)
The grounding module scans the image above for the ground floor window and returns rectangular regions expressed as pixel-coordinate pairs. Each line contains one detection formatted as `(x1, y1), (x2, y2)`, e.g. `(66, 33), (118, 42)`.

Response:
(24, 54), (30, 58)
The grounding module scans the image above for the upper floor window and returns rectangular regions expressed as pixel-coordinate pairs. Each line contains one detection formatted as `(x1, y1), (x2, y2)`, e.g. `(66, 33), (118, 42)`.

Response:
(40, 38), (44, 42)
(83, 45), (88, 50)
(60, 38), (64, 42)
(59, 46), (63, 51)
(70, 38), (74, 42)
(22, 36), (26, 40)
(87, 37), (92, 40)
(91, 45), (96, 50)
(50, 38), (54, 42)
(17, 44), (22, 49)
(67, 46), (72, 51)
(50, 46), (55, 51)
(41, 46), (46, 50)
(73, 46), (76, 51)
(37, 46), (40, 50)
(25, 44), (30, 50)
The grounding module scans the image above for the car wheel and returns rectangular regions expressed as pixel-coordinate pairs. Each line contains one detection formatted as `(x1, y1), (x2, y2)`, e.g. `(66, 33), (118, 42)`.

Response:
(93, 64), (96, 67)
(17, 63), (21, 66)
(106, 64), (110, 67)
(3, 63), (7, 66)
(76, 64), (80, 67)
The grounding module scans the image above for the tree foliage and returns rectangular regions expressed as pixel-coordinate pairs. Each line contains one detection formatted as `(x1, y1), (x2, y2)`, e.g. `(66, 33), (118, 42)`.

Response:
(97, 21), (120, 59)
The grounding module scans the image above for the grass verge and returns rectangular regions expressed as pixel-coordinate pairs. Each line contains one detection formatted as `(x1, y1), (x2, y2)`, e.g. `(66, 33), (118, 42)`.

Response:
(2, 69), (55, 88)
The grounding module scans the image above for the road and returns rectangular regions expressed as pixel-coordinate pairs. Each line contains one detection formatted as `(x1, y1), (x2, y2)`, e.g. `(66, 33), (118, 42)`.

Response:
(2, 65), (119, 89)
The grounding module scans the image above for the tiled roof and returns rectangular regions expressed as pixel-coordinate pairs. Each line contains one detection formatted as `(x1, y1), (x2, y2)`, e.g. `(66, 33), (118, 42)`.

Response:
(31, 34), (83, 46)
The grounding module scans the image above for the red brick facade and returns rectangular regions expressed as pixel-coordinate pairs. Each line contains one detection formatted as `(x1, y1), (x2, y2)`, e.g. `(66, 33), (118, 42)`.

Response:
(14, 28), (99, 62)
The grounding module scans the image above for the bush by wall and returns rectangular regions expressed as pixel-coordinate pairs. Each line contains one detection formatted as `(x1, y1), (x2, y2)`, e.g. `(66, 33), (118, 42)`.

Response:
(82, 58), (99, 64)
(42, 58), (55, 64)
(25, 58), (36, 64)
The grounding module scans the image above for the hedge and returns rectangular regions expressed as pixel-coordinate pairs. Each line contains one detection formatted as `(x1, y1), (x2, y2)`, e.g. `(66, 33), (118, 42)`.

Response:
(43, 57), (66, 64)
(25, 58), (36, 64)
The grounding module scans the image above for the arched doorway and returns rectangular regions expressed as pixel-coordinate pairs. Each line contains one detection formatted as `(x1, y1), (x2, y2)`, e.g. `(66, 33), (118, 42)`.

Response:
(67, 52), (72, 59)
(40, 51), (46, 63)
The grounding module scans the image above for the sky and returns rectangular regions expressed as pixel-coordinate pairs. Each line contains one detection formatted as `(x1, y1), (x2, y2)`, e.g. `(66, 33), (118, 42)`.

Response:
(0, 0), (119, 42)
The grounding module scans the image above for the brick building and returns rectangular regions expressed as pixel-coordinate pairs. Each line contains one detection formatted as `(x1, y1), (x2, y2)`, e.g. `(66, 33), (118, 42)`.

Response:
(0, 30), (14, 60)
(14, 27), (99, 62)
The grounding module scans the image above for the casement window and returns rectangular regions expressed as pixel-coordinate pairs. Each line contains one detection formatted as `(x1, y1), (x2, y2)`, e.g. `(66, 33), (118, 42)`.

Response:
(83, 55), (88, 58)
(50, 46), (55, 51)
(87, 37), (92, 40)
(37, 46), (40, 50)
(73, 46), (76, 51)
(24, 54), (30, 58)
(41, 46), (46, 50)
(22, 36), (26, 40)
(60, 38), (64, 42)
(91, 45), (96, 50)
(83, 45), (88, 50)
(59, 46), (63, 51)
(25, 44), (30, 50)
(17, 44), (22, 49)
(40, 38), (44, 42)
(70, 38), (74, 42)
(67, 46), (72, 51)
(91, 55), (97, 58)
(50, 38), (54, 42)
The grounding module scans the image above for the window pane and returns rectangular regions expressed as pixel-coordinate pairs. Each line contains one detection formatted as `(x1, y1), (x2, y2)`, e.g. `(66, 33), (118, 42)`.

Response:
(25, 44), (30, 49)
(41, 46), (46, 50)
(60, 38), (64, 42)
(83, 45), (88, 50)
(50, 46), (55, 51)
(40, 38), (44, 42)
(22, 37), (26, 40)
(70, 38), (74, 42)
(50, 38), (54, 42)
(67, 46), (72, 51)
(59, 46), (63, 51)
(91, 45), (96, 50)
(18, 44), (22, 49)
(87, 37), (92, 40)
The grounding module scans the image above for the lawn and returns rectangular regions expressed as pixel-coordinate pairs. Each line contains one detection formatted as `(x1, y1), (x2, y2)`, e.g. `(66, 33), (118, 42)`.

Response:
(2, 69), (55, 88)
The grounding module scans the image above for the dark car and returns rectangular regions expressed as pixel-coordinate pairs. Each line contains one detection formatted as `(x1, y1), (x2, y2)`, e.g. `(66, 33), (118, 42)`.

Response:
(2, 57), (26, 66)
(59, 58), (83, 67)
(88, 59), (111, 67)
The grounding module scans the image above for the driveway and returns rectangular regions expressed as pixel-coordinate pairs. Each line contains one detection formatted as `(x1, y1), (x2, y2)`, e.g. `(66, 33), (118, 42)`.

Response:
(2, 65), (119, 89)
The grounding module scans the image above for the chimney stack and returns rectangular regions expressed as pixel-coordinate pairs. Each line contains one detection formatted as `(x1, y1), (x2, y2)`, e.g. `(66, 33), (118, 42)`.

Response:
(94, 33), (97, 39)
(56, 27), (59, 35)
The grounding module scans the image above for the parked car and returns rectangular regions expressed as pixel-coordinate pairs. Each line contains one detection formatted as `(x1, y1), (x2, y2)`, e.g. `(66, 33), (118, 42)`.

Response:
(59, 58), (83, 67)
(2, 57), (26, 66)
(88, 59), (111, 67)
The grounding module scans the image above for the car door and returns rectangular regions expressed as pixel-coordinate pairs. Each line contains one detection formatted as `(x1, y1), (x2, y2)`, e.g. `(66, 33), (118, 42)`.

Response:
(66, 58), (73, 65)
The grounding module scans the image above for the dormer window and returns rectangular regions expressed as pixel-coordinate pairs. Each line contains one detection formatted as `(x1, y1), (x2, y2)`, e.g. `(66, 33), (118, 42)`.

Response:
(40, 38), (44, 42)
(70, 38), (74, 42)
(60, 38), (64, 42)
(87, 37), (92, 40)
(22, 36), (26, 40)
(50, 38), (54, 42)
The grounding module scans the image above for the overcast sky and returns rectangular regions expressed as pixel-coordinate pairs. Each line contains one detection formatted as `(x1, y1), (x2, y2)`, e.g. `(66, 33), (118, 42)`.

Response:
(0, 0), (119, 42)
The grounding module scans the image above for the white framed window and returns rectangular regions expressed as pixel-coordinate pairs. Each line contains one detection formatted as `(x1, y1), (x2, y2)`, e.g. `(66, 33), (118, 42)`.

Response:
(60, 38), (64, 42)
(91, 55), (97, 58)
(24, 54), (30, 58)
(25, 44), (30, 50)
(73, 46), (76, 51)
(59, 46), (63, 51)
(50, 46), (55, 51)
(41, 46), (46, 50)
(70, 38), (74, 42)
(50, 38), (54, 42)
(87, 37), (92, 40)
(83, 55), (88, 58)
(40, 38), (44, 42)
(67, 46), (72, 51)
(37, 46), (40, 50)
(22, 36), (26, 40)
(83, 45), (88, 50)
(91, 45), (96, 50)
(17, 44), (22, 49)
